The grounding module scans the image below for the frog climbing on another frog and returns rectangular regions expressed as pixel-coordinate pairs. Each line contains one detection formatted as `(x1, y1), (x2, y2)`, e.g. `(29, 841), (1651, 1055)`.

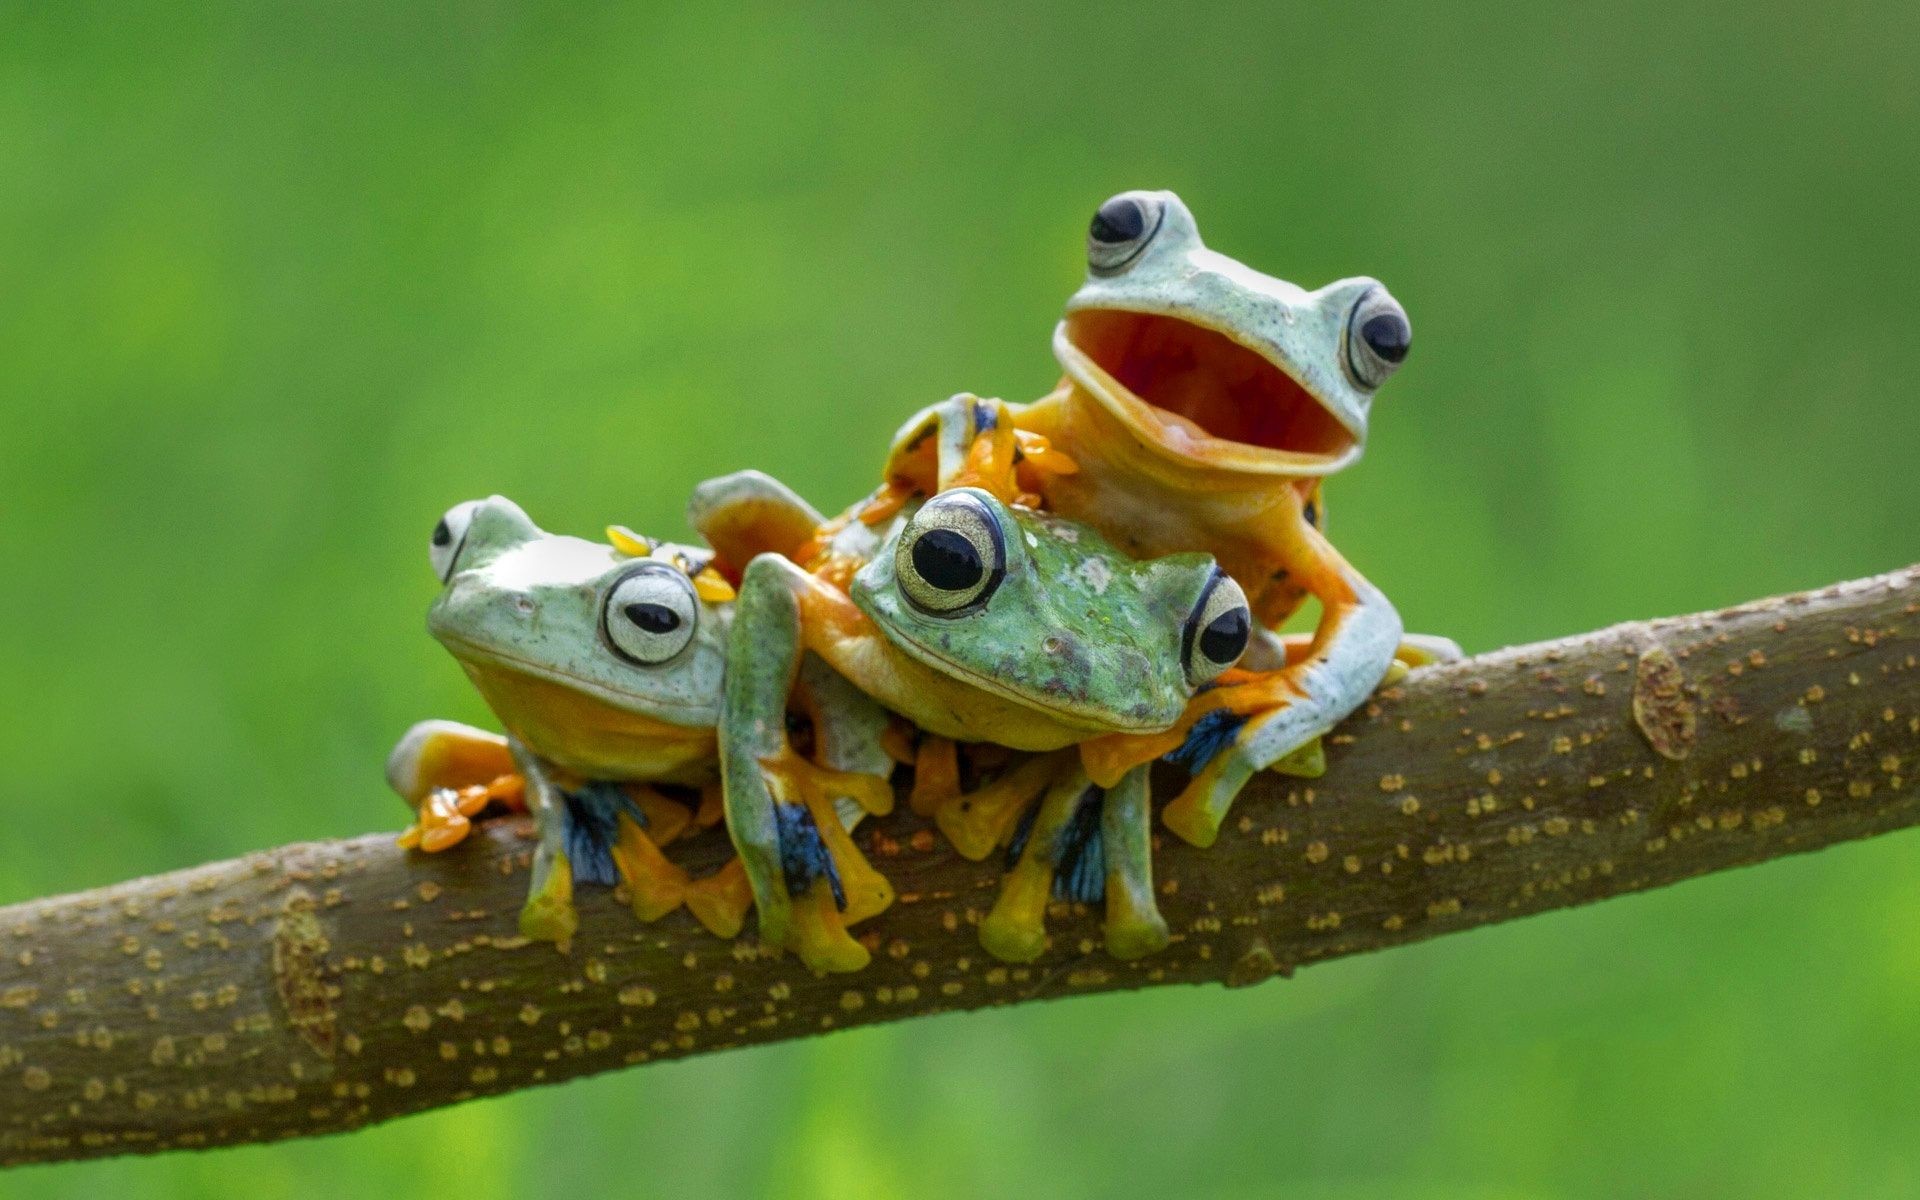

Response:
(389, 489), (892, 947)
(880, 190), (1458, 850)
(712, 475), (1253, 971)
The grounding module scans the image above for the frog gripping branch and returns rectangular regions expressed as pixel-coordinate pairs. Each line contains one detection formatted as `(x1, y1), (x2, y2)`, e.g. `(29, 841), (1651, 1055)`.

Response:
(882, 190), (1458, 851)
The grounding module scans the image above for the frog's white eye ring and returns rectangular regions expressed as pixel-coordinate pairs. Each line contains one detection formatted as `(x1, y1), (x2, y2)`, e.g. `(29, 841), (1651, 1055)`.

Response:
(1182, 569), (1252, 688)
(430, 500), (482, 583)
(1086, 192), (1165, 276)
(602, 563), (700, 666)
(1343, 286), (1412, 392)
(896, 492), (1007, 618)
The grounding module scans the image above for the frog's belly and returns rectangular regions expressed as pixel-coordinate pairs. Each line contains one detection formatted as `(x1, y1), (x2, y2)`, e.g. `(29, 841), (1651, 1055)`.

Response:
(461, 662), (718, 786)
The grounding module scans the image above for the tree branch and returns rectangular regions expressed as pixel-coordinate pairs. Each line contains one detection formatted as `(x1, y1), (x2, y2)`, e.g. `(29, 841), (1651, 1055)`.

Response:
(4, 566), (1918, 1166)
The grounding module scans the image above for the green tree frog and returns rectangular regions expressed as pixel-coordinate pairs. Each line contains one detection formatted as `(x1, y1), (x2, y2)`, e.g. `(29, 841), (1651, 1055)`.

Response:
(880, 190), (1457, 850)
(711, 475), (1253, 971)
(388, 491), (892, 947)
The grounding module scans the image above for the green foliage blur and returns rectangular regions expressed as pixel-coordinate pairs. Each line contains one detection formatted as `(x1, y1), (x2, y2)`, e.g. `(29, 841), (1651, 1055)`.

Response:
(3, 2), (1917, 1196)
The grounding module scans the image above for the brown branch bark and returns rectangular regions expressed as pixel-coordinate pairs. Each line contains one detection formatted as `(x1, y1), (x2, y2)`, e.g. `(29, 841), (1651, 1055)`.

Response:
(4, 566), (1918, 1167)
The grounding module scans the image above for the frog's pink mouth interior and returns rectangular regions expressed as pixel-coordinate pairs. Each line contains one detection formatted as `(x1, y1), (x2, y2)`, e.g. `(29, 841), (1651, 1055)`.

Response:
(1065, 310), (1353, 460)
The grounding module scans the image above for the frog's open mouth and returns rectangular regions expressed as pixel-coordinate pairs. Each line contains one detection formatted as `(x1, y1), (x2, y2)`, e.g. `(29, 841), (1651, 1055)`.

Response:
(1059, 311), (1357, 474)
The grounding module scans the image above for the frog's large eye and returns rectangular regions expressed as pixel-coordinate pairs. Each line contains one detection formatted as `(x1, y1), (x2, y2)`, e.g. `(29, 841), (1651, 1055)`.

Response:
(895, 492), (1007, 617)
(1087, 192), (1165, 276)
(1344, 287), (1412, 391)
(602, 564), (699, 666)
(430, 500), (481, 582)
(1182, 570), (1251, 687)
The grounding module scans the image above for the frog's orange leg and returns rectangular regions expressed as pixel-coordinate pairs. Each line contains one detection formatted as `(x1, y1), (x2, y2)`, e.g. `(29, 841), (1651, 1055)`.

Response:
(907, 736), (961, 818)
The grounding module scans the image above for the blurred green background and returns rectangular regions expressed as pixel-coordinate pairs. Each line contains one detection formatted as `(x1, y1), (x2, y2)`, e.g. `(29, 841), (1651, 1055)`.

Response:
(3, 1), (1917, 1196)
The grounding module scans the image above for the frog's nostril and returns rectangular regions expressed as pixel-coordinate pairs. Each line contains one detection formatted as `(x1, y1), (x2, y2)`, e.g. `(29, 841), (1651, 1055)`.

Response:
(1044, 636), (1064, 654)
(512, 596), (535, 616)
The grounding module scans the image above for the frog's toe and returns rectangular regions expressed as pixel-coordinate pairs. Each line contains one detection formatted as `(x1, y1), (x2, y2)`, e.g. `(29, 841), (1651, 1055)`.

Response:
(789, 882), (871, 973)
(935, 753), (1062, 862)
(610, 815), (689, 922)
(399, 787), (475, 853)
(1104, 910), (1170, 961)
(685, 859), (752, 939)
(519, 850), (580, 946)
(979, 869), (1051, 964)
(1161, 752), (1255, 849)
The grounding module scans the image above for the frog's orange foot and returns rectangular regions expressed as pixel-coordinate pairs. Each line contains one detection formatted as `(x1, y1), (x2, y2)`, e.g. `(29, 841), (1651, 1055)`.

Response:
(763, 746), (895, 823)
(759, 745), (895, 957)
(769, 802), (878, 972)
(685, 858), (752, 939)
(948, 401), (1027, 505)
(398, 774), (526, 852)
(935, 752), (1069, 861)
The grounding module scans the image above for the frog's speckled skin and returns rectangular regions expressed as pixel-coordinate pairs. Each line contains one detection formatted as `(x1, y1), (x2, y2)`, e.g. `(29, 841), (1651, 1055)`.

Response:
(388, 493), (890, 947)
(717, 477), (1250, 972)
(883, 190), (1458, 851)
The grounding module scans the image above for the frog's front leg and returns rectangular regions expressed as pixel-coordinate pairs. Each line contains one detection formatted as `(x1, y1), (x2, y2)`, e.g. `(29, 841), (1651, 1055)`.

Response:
(513, 740), (580, 946)
(388, 720), (526, 852)
(722, 554), (896, 973)
(1165, 529), (1404, 848)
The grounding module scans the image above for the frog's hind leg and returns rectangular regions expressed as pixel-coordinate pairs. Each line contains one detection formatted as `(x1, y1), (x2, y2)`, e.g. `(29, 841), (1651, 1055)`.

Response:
(723, 554), (895, 972)
(554, 781), (690, 924)
(388, 720), (526, 852)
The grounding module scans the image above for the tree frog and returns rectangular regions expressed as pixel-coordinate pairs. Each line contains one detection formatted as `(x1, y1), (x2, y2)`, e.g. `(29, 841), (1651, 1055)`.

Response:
(388, 490), (891, 947)
(881, 190), (1456, 850)
(714, 476), (1253, 971)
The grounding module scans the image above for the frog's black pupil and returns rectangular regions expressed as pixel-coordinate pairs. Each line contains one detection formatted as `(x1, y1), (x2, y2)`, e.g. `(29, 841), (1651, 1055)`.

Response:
(625, 602), (680, 635)
(1200, 607), (1250, 664)
(1089, 197), (1145, 244)
(432, 519), (452, 548)
(1361, 313), (1411, 363)
(912, 528), (984, 592)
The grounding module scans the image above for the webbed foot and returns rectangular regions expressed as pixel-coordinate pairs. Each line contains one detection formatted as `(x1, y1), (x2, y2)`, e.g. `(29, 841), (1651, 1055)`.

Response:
(388, 720), (527, 851)
(684, 858), (752, 939)
(935, 750), (1071, 861)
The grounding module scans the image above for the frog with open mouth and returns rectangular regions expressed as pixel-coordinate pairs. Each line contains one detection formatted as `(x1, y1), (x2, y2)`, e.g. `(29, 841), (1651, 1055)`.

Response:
(714, 475), (1252, 971)
(389, 488), (892, 947)
(880, 190), (1457, 849)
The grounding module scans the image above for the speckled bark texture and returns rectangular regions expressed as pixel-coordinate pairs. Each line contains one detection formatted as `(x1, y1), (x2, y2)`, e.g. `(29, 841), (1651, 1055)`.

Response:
(4, 567), (1918, 1166)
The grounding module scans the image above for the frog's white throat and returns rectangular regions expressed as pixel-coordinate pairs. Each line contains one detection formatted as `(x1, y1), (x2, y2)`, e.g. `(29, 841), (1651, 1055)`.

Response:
(1054, 314), (1360, 478)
